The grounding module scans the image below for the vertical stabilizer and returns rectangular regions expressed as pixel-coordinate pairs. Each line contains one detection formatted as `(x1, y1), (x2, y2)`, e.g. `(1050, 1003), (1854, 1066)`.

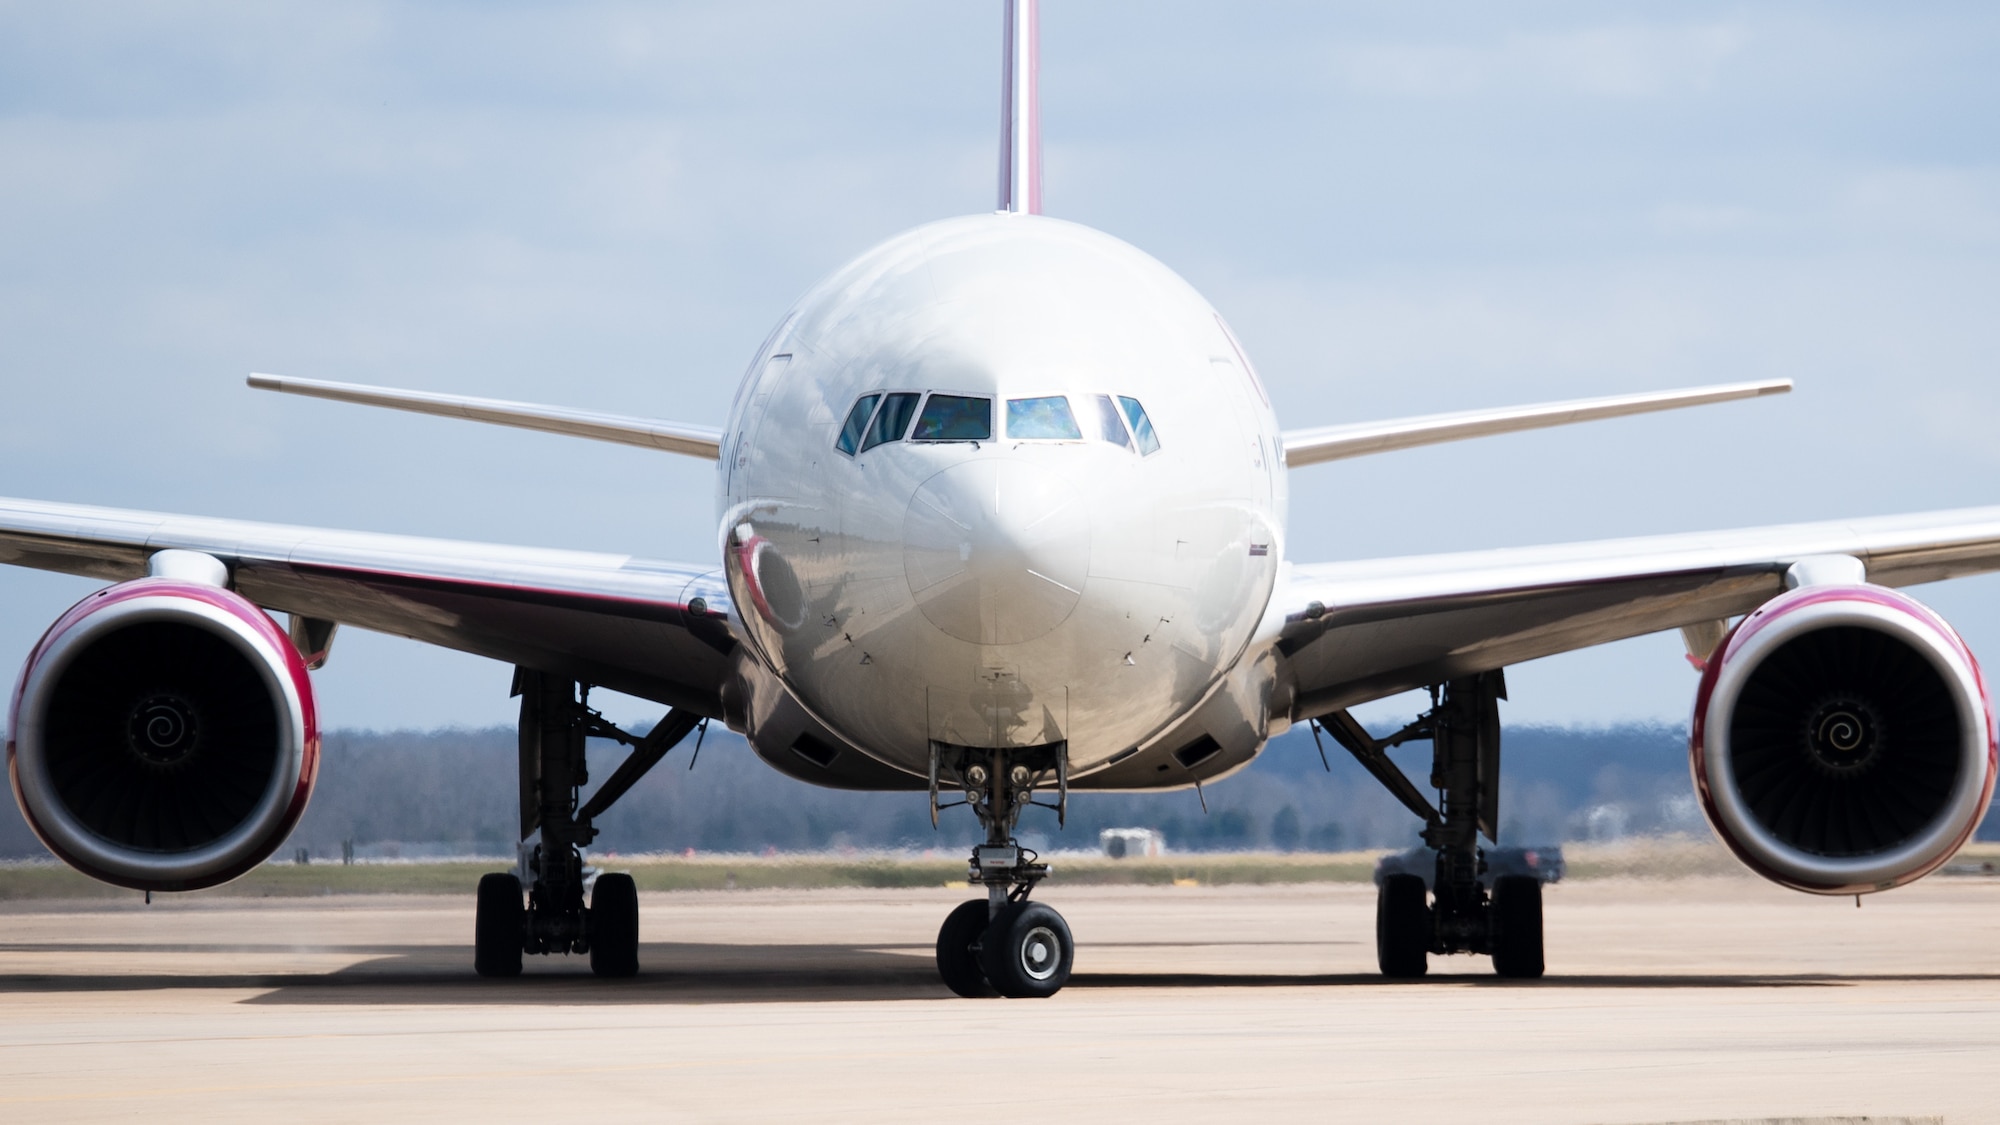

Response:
(998, 0), (1041, 214)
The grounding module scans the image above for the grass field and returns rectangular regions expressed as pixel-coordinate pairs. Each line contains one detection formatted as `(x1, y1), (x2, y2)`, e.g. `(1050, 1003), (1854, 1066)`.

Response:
(2, 840), (1994, 901)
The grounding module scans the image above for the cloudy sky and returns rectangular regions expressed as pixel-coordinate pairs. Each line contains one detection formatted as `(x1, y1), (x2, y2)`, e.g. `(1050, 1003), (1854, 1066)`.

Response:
(1, 1), (1997, 731)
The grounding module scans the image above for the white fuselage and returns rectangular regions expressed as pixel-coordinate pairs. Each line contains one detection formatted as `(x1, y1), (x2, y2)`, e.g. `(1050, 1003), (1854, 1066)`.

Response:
(718, 213), (1288, 784)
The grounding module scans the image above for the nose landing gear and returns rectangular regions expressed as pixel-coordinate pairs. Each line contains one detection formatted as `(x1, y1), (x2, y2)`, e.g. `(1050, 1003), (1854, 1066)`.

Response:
(930, 742), (1075, 998)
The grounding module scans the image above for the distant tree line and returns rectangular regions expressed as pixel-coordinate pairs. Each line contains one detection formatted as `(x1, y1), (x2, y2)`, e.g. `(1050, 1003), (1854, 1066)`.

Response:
(4, 720), (1996, 861)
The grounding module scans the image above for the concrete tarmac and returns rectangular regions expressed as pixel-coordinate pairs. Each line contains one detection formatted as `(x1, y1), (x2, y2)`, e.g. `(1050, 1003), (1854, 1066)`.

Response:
(1, 875), (1997, 1123)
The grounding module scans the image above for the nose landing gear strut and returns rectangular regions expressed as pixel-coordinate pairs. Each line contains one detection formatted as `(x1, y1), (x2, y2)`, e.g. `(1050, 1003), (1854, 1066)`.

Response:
(930, 742), (1075, 998)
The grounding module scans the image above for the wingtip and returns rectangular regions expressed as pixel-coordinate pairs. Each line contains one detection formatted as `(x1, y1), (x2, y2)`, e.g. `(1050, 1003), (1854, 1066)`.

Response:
(1760, 378), (1795, 395)
(246, 373), (281, 390)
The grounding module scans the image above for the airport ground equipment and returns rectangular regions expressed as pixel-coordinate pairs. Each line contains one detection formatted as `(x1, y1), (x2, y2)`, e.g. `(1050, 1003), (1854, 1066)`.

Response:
(1374, 845), (1565, 889)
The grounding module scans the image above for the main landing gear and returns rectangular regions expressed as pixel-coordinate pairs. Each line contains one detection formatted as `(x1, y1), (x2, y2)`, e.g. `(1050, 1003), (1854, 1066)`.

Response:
(931, 742), (1076, 998)
(473, 669), (702, 979)
(1321, 671), (1545, 980)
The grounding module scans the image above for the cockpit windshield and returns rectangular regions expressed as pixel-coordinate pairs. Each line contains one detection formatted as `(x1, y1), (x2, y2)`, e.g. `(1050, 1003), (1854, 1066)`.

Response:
(836, 393), (880, 456)
(1006, 396), (1082, 440)
(861, 392), (921, 452)
(912, 394), (992, 441)
(1083, 394), (1130, 448)
(1118, 396), (1160, 456)
(836, 390), (1157, 455)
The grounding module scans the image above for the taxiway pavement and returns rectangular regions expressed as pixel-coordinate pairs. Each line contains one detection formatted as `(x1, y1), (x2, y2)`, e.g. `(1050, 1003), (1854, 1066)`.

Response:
(0, 875), (1996, 1123)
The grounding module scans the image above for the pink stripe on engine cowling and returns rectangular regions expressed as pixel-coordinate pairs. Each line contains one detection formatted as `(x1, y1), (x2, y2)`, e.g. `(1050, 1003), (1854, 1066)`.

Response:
(1687, 583), (1997, 894)
(6, 578), (320, 892)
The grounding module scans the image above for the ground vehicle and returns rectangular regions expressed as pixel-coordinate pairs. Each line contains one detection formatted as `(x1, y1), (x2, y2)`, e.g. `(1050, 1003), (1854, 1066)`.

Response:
(1374, 846), (1565, 889)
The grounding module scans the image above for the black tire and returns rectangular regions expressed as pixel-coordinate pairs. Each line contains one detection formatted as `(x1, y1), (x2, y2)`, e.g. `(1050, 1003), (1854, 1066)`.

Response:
(1490, 874), (1544, 979)
(978, 901), (1073, 999)
(589, 873), (641, 979)
(1376, 873), (1430, 978)
(935, 899), (995, 998)
(474, 872), (524, 978)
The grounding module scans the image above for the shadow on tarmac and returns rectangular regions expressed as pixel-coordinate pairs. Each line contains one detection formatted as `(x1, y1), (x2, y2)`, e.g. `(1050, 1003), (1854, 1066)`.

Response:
(4, 939), (1999, 1004)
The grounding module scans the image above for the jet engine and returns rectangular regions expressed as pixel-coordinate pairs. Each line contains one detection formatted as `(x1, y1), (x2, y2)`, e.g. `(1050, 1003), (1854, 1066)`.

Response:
(7, 574), (319, 891)
(1691, 583), (1996, 894)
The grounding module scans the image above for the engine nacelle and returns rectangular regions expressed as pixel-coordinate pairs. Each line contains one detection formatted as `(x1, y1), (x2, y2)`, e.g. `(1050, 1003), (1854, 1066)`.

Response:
(6, 577), (319, 891)
(1691, 584), (1996, 894)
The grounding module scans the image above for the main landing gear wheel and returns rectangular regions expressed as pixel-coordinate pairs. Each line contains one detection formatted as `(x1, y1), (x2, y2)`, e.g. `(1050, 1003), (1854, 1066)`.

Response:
(589, 872), (641, 979)
(1375, 873), (1430, 979)
(935, 899), (996, 998)
(979, 901), (1074, 999)
(1489, 874), (1544, 979)
(474, 872), (524, 978)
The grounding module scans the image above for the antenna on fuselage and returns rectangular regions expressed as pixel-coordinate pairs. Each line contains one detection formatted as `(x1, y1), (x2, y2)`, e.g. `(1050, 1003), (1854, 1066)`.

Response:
(998, 0), (1041, 214)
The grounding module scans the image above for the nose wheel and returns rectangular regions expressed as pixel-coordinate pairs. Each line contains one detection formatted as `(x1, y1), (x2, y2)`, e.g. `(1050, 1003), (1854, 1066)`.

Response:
(982, 901), (1073, 997)
(936, 897), (1074, 999)
(936, 900), (995, 997)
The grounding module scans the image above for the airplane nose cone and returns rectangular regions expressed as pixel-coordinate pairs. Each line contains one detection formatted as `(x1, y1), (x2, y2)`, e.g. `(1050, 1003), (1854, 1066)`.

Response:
(904, 460), (1091, 645)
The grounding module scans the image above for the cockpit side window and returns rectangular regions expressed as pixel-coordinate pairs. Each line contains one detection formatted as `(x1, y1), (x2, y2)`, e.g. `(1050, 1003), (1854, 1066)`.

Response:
(911, 394), (992, 441)
(861, 392), (921, 452)
(1085, 394), (1130, 448)
(1005, 396), (1083, 440)
(836, 393), (881, 456)
(1117, 396), (1160, 455)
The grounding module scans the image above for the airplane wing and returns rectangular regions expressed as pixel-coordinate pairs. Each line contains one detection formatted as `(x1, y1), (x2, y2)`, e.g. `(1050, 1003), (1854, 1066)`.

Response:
(248, 374), (724, 460)
(1279, 379), (1790, 467)
(1275, 505), (2000, 720)
(0, 496), (734, 716)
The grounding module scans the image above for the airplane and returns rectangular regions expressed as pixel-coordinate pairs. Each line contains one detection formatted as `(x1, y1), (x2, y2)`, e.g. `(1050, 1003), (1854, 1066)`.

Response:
(4, 1), (1997, 998)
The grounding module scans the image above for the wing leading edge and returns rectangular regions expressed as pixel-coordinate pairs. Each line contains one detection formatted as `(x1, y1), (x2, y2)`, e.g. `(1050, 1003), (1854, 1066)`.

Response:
(248, 374), (724, 460)
(1280, 379), (1791, 468)
(1275, 505), (2000, 720)
(0, 496), (734, 716)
